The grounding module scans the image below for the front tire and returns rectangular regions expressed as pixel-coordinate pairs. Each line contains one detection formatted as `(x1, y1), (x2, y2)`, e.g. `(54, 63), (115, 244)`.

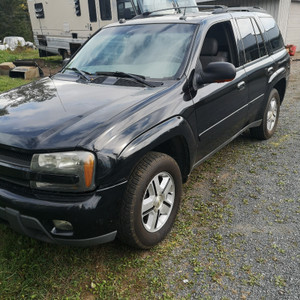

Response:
(118, 152), (182, 249)
(250, 88), (280, 140)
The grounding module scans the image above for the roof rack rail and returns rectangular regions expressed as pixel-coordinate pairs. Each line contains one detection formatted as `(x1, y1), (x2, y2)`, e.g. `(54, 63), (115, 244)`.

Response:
(139, 5), (227, 18)
(212, 6), (266, 14)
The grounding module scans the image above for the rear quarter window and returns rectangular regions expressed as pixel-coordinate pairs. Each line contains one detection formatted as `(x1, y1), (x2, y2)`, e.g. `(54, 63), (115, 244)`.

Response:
(259, 17), (284, 53)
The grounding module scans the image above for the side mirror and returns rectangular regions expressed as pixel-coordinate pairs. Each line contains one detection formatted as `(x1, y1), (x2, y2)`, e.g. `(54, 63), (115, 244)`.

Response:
(193, 62), (236, 89)
(62, 58), (70, 68)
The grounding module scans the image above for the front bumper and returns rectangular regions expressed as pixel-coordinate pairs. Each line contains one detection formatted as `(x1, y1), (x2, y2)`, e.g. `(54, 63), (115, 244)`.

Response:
(0, 181), (127, 246)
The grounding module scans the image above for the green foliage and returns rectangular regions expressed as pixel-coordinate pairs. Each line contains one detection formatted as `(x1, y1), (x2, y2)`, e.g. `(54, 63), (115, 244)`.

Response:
(0, 0), (33, 41)
(0, 48), (40, 64)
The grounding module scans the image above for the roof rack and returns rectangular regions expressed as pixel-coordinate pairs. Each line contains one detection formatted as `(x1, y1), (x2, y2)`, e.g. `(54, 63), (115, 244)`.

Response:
(212, 6), (266, 14)
(139, 5), (227, 18)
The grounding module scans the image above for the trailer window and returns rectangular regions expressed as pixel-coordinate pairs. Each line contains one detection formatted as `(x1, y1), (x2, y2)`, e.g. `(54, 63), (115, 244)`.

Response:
(88, 0), (97, 22)
(100, 0), (112, 20)
(34, 3), (45, 19)
(74, 0), (81, 16)
(117, 0), (137, 20)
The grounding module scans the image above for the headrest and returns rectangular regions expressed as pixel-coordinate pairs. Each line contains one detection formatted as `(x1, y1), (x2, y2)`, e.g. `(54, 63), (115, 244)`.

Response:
(201, 38), (218, 56)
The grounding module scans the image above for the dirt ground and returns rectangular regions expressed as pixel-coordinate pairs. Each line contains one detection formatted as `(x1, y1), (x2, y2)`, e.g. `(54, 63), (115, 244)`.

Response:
(161, 52), (300, 299)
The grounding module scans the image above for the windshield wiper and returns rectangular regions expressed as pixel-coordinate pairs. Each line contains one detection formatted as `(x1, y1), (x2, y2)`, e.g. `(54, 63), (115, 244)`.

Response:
(94, 71), (160, 87)
(65, 67), (91, 82)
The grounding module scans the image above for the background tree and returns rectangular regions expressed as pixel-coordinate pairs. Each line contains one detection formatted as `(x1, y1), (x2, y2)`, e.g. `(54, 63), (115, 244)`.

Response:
(0, 0), (33, 41)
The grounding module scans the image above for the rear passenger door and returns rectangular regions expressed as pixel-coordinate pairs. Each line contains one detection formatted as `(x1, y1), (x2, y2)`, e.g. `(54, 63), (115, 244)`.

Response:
(234, 17), (274, 123)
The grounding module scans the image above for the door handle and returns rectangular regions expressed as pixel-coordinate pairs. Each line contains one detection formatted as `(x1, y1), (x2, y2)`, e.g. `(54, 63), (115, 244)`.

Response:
(237, 81), (246, 90)
(267, 67), (274, 76)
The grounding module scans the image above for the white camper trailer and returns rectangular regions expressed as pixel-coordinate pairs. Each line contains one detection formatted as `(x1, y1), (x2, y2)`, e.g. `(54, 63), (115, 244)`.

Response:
(27, 0), (198, 58)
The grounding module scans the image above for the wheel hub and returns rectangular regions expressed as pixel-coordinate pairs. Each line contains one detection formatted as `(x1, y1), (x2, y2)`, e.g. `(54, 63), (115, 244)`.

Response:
(267, 97), (278, 132)
(154, 195), (164, 210)
(141, 171), (175, 233)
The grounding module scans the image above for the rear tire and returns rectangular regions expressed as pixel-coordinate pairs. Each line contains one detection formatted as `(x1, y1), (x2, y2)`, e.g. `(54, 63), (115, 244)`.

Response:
(250, 88), (280, 140)
(118, 152), (182, 249)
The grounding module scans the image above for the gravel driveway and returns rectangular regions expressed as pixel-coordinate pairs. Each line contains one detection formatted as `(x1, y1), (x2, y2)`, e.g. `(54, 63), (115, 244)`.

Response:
(161, 54), (300, 299)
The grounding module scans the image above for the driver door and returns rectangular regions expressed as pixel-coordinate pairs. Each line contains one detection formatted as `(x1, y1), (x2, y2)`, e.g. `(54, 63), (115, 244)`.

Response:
(193, 20), (249, 161)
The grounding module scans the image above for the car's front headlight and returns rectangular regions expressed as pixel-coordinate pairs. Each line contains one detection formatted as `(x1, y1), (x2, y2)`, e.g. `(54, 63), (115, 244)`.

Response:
(30, 151), (96, 192)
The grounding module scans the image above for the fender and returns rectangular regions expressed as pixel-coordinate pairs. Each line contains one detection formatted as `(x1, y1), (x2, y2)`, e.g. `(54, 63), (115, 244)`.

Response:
(118, 116), (198, 177)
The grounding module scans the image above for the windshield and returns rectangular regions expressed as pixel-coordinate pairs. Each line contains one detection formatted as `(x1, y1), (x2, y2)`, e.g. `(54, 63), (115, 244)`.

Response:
(66, 24), (196, 80)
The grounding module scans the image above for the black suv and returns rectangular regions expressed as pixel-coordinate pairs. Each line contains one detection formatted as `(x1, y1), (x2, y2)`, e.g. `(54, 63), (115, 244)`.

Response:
(0, 6), (290, 248)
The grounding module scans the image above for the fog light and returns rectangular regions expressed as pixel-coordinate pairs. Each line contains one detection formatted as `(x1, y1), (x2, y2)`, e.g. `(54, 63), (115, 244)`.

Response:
(53, 220), (73, 231)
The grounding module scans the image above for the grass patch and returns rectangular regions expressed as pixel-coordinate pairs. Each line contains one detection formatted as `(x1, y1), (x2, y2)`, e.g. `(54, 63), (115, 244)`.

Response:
(0, 76), (30, 93)
(0, 48), (40, 64)
(0, 226), (175, 299)
(0, 48), (61, 66)
(0, 48), (62, 93)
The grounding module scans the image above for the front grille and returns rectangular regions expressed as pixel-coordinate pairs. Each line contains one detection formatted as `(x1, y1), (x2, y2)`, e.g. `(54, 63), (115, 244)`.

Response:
(0, 148), (32, 167)
(0, 148), (32, 187)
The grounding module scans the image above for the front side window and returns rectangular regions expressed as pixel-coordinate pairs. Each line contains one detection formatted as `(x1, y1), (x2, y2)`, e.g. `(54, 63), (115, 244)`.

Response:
(200, 21), (238, 69)
(259, 17), (284, 53)
(100, 0), (112, 20)
(67, 24), (197, 79)
(237, 18), (260, 63)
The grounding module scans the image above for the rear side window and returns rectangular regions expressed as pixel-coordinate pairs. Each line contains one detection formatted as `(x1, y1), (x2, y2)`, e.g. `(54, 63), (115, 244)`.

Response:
(100, 0), (112, 20)
(88, 0), (97, 22)
(259, 17), (284, 52)
(251, 19), (267, 57)
(236, 18), (260, 63)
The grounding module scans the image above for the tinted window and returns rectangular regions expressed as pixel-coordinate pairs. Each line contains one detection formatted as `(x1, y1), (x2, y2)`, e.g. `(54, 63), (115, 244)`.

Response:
(88, 0), (97, 22)
(260, 17), (284, 52)
(100, 0), (112, 20)
(237, 18), (259, 63)
(34, 3), (45, 19)
(251, 19), (267, 57)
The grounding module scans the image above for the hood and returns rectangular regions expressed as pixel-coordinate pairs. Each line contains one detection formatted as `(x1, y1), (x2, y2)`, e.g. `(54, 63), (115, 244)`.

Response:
(0, 77), (164, 150)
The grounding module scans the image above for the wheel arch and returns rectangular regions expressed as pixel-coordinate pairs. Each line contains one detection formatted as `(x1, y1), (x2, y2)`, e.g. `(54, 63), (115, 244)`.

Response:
(151, 135), (191, 183)
(118, 116), (197, 183)
(273, 78), (286, 104)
